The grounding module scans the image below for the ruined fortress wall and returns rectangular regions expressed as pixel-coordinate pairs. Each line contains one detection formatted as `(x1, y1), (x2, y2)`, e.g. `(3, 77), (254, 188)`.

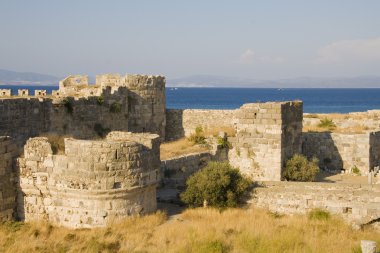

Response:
(369, 132), (380, 171)
(160, 152), (211, 188)
(165, 109), (237, 141)
(0, 98), (51, 145)
(123, 75), (166, 138)
(228, 102), (303, 181)
(250, 181), (380, 228)
(0, 137), (17, 221)
(281, 102), (303, 163)
(18, 133), (160, 228)
(48, 87), (129, 139)
(302, 132), (375, 175)
(0, 87), (130, 146)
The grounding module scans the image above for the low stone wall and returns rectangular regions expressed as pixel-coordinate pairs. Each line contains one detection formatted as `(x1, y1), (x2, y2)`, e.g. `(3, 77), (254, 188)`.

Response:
(17, 132), (160, 228)
(250, 181), (380, 228)
(0, 137), (17, 222)
(160, 152), (211, 188)
(303, 110), (380, 131)
(302, 131), (380, 175)
(165, 109), (237, 141)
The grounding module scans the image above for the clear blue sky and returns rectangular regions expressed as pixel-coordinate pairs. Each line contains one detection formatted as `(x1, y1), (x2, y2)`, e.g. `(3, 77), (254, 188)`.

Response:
(1, 0), (379, 79)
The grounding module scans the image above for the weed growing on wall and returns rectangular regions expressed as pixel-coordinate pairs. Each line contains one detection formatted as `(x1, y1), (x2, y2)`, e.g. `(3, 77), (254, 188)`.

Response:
(110, 102), (122, 113)
(180, 162), (251, 208)
(282, 154), (319, 182)
(97, 95), (104, 105)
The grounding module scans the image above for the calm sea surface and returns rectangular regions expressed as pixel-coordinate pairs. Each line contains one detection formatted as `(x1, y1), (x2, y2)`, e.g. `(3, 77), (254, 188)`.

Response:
(2, 85), (380, 113)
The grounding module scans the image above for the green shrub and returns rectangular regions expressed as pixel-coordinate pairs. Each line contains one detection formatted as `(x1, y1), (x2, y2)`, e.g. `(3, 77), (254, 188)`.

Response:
(97, 95), (104, 105)
(282, 154), (319, 182)
(180, 162), (251, 208)
(217, 136), (232, 149)
(94, 123), (110, 138)
(62, 99), (73, 114)
(188, 126), (206, 145)
(352, 166), (361, 175)
(109, 102), (122, 113)
(308, 209), (330, 221)
(318, 118), (336, 130)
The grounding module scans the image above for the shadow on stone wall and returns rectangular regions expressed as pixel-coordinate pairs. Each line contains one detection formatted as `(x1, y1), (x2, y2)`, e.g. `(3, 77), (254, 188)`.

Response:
(165, 109), (185, 141)
(302, 131), (344, 181)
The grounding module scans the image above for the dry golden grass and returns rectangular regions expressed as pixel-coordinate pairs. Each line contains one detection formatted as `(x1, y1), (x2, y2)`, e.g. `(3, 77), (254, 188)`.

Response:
(304, 113), (366, 120)
(160, 138), (209, 160)
(303, 125), (370, 134)
(0, 208), (379, 253)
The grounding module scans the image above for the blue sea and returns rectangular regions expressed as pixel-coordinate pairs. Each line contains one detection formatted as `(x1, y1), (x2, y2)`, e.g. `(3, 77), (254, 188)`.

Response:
(2, 85), (380, 113)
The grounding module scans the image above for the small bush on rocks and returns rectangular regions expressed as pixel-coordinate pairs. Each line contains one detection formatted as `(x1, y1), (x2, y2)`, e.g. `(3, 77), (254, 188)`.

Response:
(180, 162), (251, 208)
(188, 126), (206, 145)
(318, 118), (336, 130)
(282, 154), (319, 182)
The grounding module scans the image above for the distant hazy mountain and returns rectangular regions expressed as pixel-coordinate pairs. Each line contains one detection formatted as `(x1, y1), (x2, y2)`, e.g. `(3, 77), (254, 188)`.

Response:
(167, 75), (380, 88)
(0, 69), (60, 85)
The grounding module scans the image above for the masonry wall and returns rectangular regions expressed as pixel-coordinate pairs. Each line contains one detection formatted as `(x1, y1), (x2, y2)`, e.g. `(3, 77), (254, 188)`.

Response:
(0, 137), (17, 222)
(250, 181), (380, 228)
(17, 132), (160, 228)
(0, 98), (51, 145)
(165, 109), (237, 141)
(160, 152), (211, 188)
(228, 102), (303, 181)
(301, 132), (377, 175)
(124, 75), (166, 139)
(0, 73), (166, 147)
(369, 132), (380, 171)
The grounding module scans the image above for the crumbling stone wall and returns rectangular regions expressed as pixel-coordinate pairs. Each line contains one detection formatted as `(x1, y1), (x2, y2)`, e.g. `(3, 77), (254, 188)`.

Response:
(302, 132), (380, 175)
(17, 132), (160, 228)
(0, 98), (51, 145)
(160, 152), (211, 188)
(250, 181), (380, 229)
(0, 137), (17, 222)
(0, 73), (166, 146)
(57, 73), (166, 138)
(165, 109), (237, 141)
(369, 132), (380, 172)
(165, 102), (302, 181)
(228, 102), (303, 181)
(123, 75), (166, 139)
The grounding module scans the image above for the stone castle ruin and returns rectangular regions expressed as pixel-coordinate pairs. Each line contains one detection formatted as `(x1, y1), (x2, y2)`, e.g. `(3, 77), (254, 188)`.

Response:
(0, 72), (379, 229)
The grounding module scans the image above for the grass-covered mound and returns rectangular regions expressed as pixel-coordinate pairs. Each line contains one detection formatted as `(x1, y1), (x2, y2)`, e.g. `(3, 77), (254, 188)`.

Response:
(0, 208), (379, 253)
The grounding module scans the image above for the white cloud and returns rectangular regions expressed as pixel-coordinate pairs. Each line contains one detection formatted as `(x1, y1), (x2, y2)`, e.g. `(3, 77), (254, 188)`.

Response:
(259, 56), (285, 64)
(239, 49), (255, 64)
(315, 37), (380, 64)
